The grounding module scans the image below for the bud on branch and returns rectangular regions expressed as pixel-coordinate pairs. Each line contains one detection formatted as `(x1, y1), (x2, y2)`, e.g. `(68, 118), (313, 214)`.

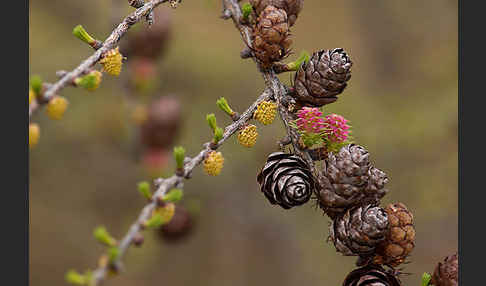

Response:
(93, 226), (117, 247)
(173, 146), (186, 172)
(72, 25), (102, 50)
(137, 181), (152, 200)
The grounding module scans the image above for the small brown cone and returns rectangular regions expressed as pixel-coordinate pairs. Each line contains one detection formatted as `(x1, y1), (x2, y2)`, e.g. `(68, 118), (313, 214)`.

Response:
(253, 6), (292, 68)
(293, 48), (352, 107)
(159, 205), (194, 243)
(121, 8), (172, 60)
(140, 96), (182, 149)
(250, 0), (304, 26)
(330, 204), (389, 257)
(431, 252), (458, 286)
(373, 203), (415, 267)
(343, 264), (401, 286)
(316, 144), (389, 218)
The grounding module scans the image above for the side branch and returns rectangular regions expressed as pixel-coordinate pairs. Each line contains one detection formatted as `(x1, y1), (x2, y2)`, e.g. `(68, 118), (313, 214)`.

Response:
(30, 0), (169, 119)
(90, 88), (272, 285)
(222, 0), (253, 51)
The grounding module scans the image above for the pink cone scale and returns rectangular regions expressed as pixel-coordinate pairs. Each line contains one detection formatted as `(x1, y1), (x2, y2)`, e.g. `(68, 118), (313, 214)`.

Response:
(324, 114), (350, 143)
(296, 107), (326, 134)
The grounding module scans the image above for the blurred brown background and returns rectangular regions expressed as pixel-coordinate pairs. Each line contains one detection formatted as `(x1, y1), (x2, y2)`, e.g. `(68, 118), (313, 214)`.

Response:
(29, 0), (457, 285)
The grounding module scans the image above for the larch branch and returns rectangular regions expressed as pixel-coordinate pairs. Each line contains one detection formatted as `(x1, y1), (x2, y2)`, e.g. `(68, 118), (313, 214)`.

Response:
(29, 0), (169, 120)
(90, 88), (272, 285)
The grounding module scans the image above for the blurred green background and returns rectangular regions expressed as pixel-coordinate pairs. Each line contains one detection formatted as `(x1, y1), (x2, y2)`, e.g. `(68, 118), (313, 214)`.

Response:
(29, 0), (457, 285)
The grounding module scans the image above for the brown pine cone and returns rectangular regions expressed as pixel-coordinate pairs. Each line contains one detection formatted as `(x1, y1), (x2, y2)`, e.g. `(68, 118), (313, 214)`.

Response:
(373, 203), (415, 267)
(253, 6), (292, 68)
(316, 144), (389, 218)
(431, 252), (458, 286)
(293, 48), (352, 107)
(159, 205), (194, 243)
(343, 265), (401, 286)
(140, 96), (182, 149)
(330, 204), (389, 257)
(257, 152), (314, 209)
(250, 0), (304, 26)
(121, 8), (172, 60)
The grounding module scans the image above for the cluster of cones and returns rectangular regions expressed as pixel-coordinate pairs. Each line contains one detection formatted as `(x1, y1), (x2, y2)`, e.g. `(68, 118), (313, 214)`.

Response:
(123, 2), (458, 283)
(247, 0), (352, 109)
(249, 1), (459, 284)
(258, 144), (416, 285)
(257, 111), (458, 286)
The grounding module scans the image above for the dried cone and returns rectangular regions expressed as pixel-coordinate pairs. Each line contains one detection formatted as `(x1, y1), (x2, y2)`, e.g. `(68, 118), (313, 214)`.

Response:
(257, 152), (314, 209)
(250, 0), (304, 26)
(343, 265), (401, 286)
(253, 6), (292, 68)
(373, 203), (415, 267)
(431, 252), (458, 286)
(159, 205), (194, 242)
(121, 8), (172, 60)
(317, 144), (389, 217)
(140, 96), (181, 149)
(294, 48), (352, 107)
(330, 204), (389, 257)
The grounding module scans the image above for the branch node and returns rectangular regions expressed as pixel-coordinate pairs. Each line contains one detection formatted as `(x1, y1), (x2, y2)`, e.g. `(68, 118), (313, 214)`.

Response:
(170, 0), (182, 9)
(91, 40), (103, 50)
(209, 142), (218, 150)
(132, 233), (144, 247)
(156, 195), (167, 207)
(240, 47), (253, 59)
(145, 9), (154, 26)
(154, 178), (164, 187)
(175, 168), (184, 177)
(56, 70), (68, 79)
(308, 147), (328, 161)
(127, 15), (138, 25)
(231, 112), (240, 121)
(128, 0), (144, 8)
(277, 135), (292, 150)
(272, 62), (290, 74)
(221, 9), (232, 19)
